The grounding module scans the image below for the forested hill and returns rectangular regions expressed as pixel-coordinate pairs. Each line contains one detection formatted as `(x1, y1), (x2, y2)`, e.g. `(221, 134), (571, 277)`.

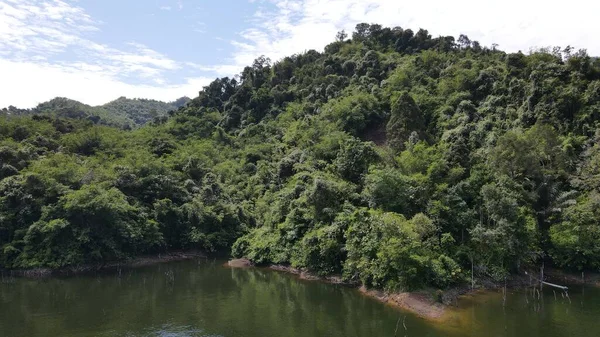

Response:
(1, 24), (600, 291)
(102, 96), (191, 126)
(1, 96), (191, 128)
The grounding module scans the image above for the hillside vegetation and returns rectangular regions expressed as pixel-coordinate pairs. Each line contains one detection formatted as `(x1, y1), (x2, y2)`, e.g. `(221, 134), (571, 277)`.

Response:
(1, 96), (191, 128)
(1, 24), (600, 291)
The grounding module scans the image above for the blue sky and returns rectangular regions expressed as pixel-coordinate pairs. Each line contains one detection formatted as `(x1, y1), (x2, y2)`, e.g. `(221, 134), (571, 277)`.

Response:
(1, 0), (598, 108)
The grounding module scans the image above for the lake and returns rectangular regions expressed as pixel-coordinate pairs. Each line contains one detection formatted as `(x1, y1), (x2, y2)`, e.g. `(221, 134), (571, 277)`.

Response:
(0, 259), (598, 337)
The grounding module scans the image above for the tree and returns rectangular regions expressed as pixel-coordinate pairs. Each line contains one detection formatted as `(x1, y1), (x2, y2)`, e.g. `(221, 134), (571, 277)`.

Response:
(334, 137), (378, 183)
(18, 185), (161, 268)
(386, 92), (425, 152)
(458, 34), (472, 49)
(550, 191), (600, 270)
(335, 30), (348, 42)
(363, 168), (426, 217)
(470, 178), (539, 276)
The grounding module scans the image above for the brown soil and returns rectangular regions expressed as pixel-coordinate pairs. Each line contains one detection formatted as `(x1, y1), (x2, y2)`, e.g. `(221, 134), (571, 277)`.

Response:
(359, 287), (446, 320)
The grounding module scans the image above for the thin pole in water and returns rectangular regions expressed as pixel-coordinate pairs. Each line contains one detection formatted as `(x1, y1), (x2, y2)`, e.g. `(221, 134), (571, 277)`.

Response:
(540, 262), (544, 290)
(503, 277), (507, 307)
(471, 255), (474, 290)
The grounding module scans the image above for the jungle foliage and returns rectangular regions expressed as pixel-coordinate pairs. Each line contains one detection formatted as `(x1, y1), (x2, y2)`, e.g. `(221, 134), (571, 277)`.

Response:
(1, 24), (600, 291)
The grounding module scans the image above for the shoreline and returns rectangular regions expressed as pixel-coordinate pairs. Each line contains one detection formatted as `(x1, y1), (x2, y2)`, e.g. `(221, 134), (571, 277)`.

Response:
(359, 286), (447, 321)
(227, 259), (447, 320)
(5, 256), (598, 319)
(226, 259), (600, 320)
(0, 251), (206, 278)
(225, 259), (352, 285)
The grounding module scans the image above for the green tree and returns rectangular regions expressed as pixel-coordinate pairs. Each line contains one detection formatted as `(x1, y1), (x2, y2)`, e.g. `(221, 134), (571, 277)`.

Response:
(387, 92), (425, 151)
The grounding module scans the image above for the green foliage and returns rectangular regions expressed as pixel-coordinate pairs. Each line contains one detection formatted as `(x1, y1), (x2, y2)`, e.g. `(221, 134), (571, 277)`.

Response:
(344, 209), (462, 291)
(470, 179), (540, 277)
(550, 192), (600, 270)
(333, 137), (378, 183)
(363, 168), (426, 217)
(321, 91), (382, 136)
(387, 92), (426, 151)
(17, 185), (161, 268)
(4, 96), (189, 128)
(102, 96), (190, 125)
(2, 22), (600, 291)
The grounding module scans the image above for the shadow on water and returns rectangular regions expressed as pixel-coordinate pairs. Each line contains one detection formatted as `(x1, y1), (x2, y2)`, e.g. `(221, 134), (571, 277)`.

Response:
(1, 260), (599, 337)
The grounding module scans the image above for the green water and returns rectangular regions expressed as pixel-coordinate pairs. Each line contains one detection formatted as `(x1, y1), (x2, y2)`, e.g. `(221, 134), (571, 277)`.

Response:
(0, 260), (598, 337)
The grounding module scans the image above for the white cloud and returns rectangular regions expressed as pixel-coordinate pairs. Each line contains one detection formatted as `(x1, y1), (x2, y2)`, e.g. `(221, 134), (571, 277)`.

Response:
(3, 0), (600, 109)
(0, 0), (201, 108)
(0, 58), (210, 108)
(160, 6), (172, 11)
(219, 0), (600, 72)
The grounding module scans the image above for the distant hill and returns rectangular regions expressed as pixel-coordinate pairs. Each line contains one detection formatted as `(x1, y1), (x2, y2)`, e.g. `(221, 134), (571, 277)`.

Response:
(102, 96), (191, 126)
(1, 96), (191, 127)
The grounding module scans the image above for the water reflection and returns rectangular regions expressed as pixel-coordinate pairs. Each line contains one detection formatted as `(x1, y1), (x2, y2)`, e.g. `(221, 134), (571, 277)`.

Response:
(0, 260), (598, 337)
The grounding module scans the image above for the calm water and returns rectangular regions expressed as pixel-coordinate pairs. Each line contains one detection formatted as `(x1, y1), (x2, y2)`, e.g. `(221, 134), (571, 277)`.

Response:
(0, 260), (598, 337)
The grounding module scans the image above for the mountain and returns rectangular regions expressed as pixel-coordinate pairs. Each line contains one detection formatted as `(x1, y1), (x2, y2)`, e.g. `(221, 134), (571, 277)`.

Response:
(1, 23), (600, 292)
(1, 96), (191, 128)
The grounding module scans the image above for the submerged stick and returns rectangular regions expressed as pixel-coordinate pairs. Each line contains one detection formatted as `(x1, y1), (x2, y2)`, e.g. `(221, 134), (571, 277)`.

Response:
(541, 281), (568, 290)
(526, 271), (568, 291)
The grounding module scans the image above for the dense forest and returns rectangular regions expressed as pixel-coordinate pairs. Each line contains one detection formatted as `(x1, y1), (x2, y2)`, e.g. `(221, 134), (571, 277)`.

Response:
(1, 23), (600, 291)
(1, 96), (191, 128)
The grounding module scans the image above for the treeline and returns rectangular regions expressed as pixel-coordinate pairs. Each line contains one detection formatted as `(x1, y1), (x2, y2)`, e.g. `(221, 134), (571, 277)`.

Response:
(1, 24), (600, 291)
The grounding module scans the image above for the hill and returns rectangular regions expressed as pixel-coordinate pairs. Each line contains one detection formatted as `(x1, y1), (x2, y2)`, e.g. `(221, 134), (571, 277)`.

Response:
(101, 96), (191, 126)
(1, 96), (191, 128)
(1, 24), (599, 291)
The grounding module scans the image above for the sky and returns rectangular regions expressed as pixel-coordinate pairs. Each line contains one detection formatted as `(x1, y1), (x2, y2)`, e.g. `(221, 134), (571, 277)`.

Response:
(1, 0), (598, 109)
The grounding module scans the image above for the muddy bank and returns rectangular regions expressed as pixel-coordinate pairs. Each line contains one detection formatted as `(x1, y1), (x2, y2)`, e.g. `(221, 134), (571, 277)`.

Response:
(266, 264), (449, 320)
(359, 287), (446, 320)
(227, 261), (448, 320)
(1, 251), (206, 278)
(226, 260), (454, 319)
